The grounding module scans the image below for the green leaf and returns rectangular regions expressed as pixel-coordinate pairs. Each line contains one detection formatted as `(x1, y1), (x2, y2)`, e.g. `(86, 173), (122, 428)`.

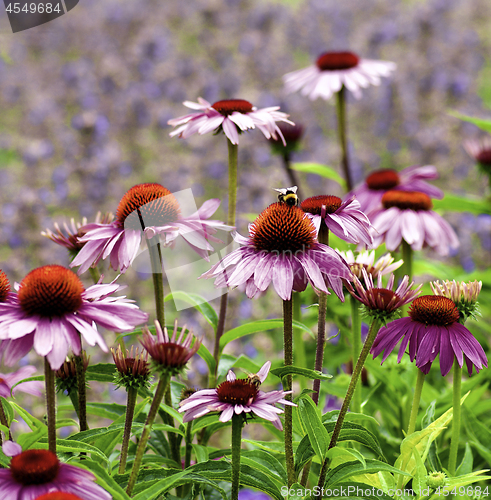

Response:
(9, 375), (44, 394)
(165, 291), (218, 330)
(76, 460), (131, 500)
(432, 194), (491, 215)
(86, 363), (117, 382)
(322, 411), (379, 427)
(9, 402), (47, 449)
(327, 482), (394, 499)
(443, 470), (491, 490)
(449, 110), (491, 133)
(132, 470), (187, 500)
(327, 447), (367, 468)
(191, 444), (209, 463)
(297, 394), (329, 460)
(291, 162), (346, 189)
(0, 397), (14, 425)
(197, 343), (216, 376)
(37, 439), (109, 461)
(271, 366), (332, 382)
(456, 443), (474, 476)
(241, 449), (288, 484)
(219, 319), (312, 351)
(324, 460), (408, 488)
(411, 448), (427, 496)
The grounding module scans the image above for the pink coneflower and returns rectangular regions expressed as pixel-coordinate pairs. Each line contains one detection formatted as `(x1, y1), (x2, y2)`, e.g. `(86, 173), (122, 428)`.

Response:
(179, 361), (294, 430)
(369, 191), (459, 256)
(300, 195), (373, 246)
(0, 265), (148, 370)
(0, 269), (11, 303)
(140, 320), (200, 376)
(0, 442), (111, 500)
(349, 165), (444, 214)
(41, 212), (114, 255)
(283, 51), (396, 101)
(201, 203), (352, 301)
(0, 365), (43, 398)
(168, 97), (293, 146)
(70, 183), (232, 274)
(347, 268), (421, 323)
(371, 295), (488, 376)
(336, 249), (403, 280)
(464, 136), (491, 177)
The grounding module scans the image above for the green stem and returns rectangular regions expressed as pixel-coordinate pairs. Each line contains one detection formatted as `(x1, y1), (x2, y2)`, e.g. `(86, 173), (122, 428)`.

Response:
(448, 361), (462, 475)
(407, 369), (426, 436)
(350, 296), (362, 414)
(68, 389), (80, 418)
(316, 319), (381, 495)
(184, 421), (193, 469)
(126, 374), (170, 496)
(335, 86), (352, 192)
(312, 292), (327, 405)
(119, 386), (138, 474)
(283, 298), (295, 487)
(74, 354), (88, 432)
(44, 358), (57, 453)
(231, 414), (244, 500)
(401, 240), (413, 282)
(293, 292), (306, 391)
(147, 235), (165, 328)
(212, 139), (239, 382)
(282, 153), (300, 188)
(165, 386), (181, 465)
(88, 267), (100, 284)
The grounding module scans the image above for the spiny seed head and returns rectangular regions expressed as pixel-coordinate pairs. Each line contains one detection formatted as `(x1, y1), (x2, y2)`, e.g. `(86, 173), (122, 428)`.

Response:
(18, 265), (84, 318)
(409, 295), (460, 326)
(477, 149), (491, 166)
(211, 99), (254, 116)
(0, 270), (11, 302)
(316, 51), (360, 71)
(216, 379), (258, 406)
(382, 190), (433, 211)
(300, 195), (342, 215)
(55, 352), (90, 394)
(426, 471), (447, 489)
(251, 202), (316, 253)
(365, 169), (400, 190)
(111, 345), (150, 391)
(10, 449), (60, 485)
(116, 183), (181, 230)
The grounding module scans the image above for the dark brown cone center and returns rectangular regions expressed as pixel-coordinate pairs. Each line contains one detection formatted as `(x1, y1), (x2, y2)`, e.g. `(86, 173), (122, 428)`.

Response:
(116, 183), (181, 230)
(217, 379), (258, 406)
(0, 270), (10, 302)
(211, 99), (254, 116)
(372, 288), (397, 308)
(477, 150), (491, 166)
(365, 169), (400, 190)
(382, 191), (433, 211)
(409, 295), (460, 326)
(300, 195), (342, 215)
(251, 203), (316, 253)
(316, 51), (360, 71)
(10, 449), (60, 485)
(19, 265), (84, 318)
(150, 342), (189, 368)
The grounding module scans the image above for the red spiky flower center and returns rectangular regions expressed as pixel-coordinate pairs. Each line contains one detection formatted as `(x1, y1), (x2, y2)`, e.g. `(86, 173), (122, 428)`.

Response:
(409, 295), (460, 326)
(0, 270), (11, 302)
(365, 169), (400, 190)
(10, 449), (60, 485)
(35, 493), (84, 500)
(145, 342), (190, 368)
(211, 99), (254, 116)
(316, 51), (360, 71)
(477, 149), (491, 166)
(251, 203), (316, 252)
(300, 195), (342, 215)
(382, 191), (432, 211)
(19, 265), (84, 318)
(371, 288), (397, 310)
(116, 183), (181, 230)
(217, 379), (258, 406)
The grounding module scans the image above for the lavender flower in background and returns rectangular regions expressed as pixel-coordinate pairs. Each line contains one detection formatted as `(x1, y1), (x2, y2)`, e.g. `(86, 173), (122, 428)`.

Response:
(168, 97), (293, 145)
(464, 136), (491, 181)
(283, 51), (396, 101)
(0, 365), (43, 398)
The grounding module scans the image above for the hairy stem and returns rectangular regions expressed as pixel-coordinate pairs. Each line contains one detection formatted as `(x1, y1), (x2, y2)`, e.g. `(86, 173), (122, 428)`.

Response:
(74, 354), (88, 432)
(283, 298), (295, 487)
(407, 369), (426, 436)
(350, 295), (362, 413)
(336, 86), (352, 192)
(231, 414), (244, 500)
(44, 358), (57, 454)
(119, 386), (138, 474)
(448, 361), (462, 475)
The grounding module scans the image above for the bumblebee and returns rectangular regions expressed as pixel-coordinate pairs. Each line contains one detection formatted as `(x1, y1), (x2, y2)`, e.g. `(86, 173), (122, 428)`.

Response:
(246, 374), (262, 388)
(273, 186), (299, 207)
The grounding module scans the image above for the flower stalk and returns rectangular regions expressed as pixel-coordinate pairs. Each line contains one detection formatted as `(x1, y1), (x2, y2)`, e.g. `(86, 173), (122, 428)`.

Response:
(448, 361), (462, 475)
(44, 358), (57, 453)
(147, 234), (165, 328)
(231, 414), (244, 500)
(336, 86), (352, 192)
(74, 353), (88, 432)
(283, 297), (295, 487)
(118, 386), (138, 474)
(407, 369), (426, 436)
(350, 294), (362, 413)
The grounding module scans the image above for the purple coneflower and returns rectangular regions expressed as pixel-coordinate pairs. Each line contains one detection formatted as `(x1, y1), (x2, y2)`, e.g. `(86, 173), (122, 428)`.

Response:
(336, 249), (403, 279)
(179, 361), (294, 430)
(201, 202), (352, 301)
(283, 51), (396, 101)
(371, 295), (488, 376)
(70, 183), (232, 274)
(168, 97), (293, 145)
(349, 165), (444, 214)
(300, 195), (373, 246)
(0, 365), (43, 398)
(0, 441), (111, 500)
(0, 265), (148, 370)
(464, 136), (491, 178)
(369, 190), (459, 256)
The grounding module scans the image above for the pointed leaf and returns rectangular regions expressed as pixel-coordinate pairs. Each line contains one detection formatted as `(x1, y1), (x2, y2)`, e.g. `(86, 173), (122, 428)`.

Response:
(271, 366), (332, 382)
(165, 291), (218, 330)
(291, 162), (347, 189)
(297, 394), (329, 460)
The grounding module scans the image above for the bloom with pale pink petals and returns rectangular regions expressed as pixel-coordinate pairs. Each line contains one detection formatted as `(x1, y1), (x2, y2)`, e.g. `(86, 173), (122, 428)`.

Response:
(201, 203), (352, 301)
(369, 190), (459, 256)
(0, 365), (43, 398)
(464, 136), (491, 177)
(283, 51), (396, 101)
(0, 265), (148, 370)
(336, 249), (403, 280)
(168, 97), (293, 145)
(179, 361), (295, 430)
(70, 183), (232, 274)
(349, 165), (444, 214)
